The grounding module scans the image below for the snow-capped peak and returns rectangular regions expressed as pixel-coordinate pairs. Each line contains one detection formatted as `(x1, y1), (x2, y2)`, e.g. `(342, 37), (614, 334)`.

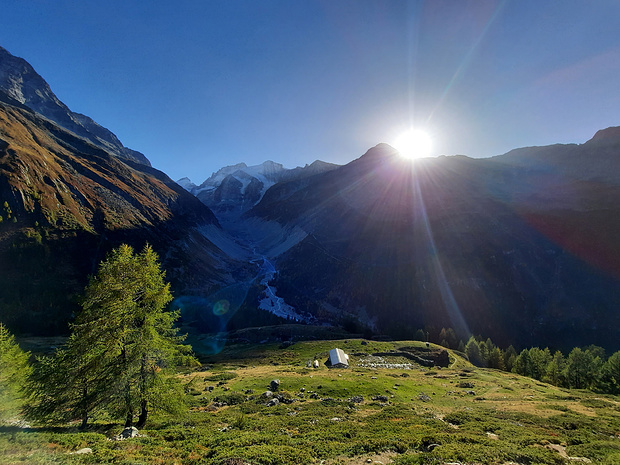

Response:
(176, 177), (197, 192)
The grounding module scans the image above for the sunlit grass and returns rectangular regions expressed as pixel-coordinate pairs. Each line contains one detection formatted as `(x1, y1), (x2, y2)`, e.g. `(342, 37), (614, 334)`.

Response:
(2, 339), (619, 464)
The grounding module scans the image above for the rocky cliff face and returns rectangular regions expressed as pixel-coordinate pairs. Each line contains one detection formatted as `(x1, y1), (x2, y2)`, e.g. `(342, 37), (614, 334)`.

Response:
(0, 46), (150, 166)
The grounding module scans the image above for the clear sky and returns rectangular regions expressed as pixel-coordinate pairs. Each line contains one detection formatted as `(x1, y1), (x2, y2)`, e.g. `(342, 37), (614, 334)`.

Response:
(2, 1), (620, 182)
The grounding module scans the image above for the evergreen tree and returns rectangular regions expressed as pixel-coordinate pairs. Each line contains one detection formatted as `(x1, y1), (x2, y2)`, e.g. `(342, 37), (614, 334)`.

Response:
(478, 338), (490, 366)
(503, 345), (517, 372)
(27, 244), (196, 428)
(584, 345), (606, 361)
(465, 336), (484, 367)
(25, 334), (112, 428)
(478, 338), (504, 369)
(80, 244), (195, 427)
(512, 349), (531, 377)
(528, 347), (552, 381)
(438, 328), (457, 349)
(600, 351), (620, 394)
(414, 329), (426, 342)
(0, 323), (31, 423)
(563, 347), (596, 389)
(488, 346), (505, 370)
(543, 351), (566, 386)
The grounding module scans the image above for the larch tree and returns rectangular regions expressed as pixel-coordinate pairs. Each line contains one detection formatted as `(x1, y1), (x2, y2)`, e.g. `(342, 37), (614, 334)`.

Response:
(25, 333), (112, 428)
(544, 350), (566, 387)
(563, 347), (596, 389)
(27, 244), (195, 428)
(464, 336), (483, 367)
(0, 323), (31, 423)
(600, 351), (620, 394)
(78, 244), (196, 427)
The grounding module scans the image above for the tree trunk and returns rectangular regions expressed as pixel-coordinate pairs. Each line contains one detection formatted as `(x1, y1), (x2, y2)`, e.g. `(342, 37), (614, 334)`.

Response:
(136, 399), (148, 428)
(79, 386), (89, 429)
(121, 340), (133, 428)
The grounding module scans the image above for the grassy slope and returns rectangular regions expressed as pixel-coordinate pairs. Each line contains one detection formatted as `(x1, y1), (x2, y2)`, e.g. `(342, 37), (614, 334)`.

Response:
(2, 339), (620, 465)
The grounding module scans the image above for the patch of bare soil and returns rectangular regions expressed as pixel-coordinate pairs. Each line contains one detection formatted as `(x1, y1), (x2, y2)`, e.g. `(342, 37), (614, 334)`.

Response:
(539, 443), (592, 463)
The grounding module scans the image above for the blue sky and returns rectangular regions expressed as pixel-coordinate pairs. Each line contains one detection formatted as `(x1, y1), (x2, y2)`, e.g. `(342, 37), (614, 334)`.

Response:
(2, 0), (620, 181)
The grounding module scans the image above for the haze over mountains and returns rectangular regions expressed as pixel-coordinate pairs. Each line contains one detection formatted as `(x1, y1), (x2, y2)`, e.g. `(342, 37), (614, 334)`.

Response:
(1, 46), (619, 351)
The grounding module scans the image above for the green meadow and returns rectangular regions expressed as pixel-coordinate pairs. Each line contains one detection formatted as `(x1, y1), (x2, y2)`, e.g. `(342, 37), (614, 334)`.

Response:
(2, 339), (620, 464)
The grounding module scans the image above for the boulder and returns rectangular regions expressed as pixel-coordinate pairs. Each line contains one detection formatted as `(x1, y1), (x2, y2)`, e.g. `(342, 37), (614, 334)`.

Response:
(117, 426), (139, 440)
(418, 393), (431, 402)
(72, 448), (93, 455)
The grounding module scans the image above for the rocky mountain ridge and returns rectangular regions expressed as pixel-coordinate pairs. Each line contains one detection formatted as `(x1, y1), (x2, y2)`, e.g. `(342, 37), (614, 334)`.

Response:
(180, 159), (338, 218)
(0, 46), (150, 166)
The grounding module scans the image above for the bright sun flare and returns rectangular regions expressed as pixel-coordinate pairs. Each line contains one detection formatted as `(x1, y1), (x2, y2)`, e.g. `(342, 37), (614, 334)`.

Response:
(393, 129), (432, 159)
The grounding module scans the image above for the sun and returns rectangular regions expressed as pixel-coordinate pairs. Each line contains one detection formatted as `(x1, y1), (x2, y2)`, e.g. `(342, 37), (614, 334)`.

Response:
(393, 129), (432, 159)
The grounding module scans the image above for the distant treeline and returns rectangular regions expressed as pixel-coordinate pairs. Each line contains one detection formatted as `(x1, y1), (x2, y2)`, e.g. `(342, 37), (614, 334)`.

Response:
(416, 328), (620, 394)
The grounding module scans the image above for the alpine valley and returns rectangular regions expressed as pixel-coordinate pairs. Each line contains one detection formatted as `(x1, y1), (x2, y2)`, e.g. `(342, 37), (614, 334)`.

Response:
(1, 47), (619, 352)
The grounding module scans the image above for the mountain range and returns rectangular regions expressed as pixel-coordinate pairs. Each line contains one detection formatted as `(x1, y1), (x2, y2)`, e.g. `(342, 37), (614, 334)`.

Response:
(179, 159), (338, 218)
(1, 46), (619, 351)
(242, 142), (620, 351)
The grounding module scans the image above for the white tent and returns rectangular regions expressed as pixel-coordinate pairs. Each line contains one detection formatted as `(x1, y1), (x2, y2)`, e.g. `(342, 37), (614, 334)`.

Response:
(329, 348), (349, 368)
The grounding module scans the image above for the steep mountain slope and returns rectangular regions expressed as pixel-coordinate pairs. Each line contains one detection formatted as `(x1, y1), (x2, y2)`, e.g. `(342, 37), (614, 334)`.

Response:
(488, 129), (620, 279)
(245, 142), (620, 351)
(0, 46), (149, 166)
(0, 90), (237, 335)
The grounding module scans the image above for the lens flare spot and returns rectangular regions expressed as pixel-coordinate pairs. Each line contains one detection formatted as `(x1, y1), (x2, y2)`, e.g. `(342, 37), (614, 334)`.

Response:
(213, 299), (230, 315)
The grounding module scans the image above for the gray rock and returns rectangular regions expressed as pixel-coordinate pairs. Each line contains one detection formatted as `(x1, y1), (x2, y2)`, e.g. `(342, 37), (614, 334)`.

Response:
(270, 379), (281, 391)
(117, 426), (139, 440)
(72, 448), (93, 455)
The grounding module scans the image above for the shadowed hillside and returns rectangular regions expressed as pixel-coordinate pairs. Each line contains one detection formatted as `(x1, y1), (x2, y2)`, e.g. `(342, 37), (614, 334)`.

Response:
(0, 91), (239, 335)
(245, 142), (620, 351)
